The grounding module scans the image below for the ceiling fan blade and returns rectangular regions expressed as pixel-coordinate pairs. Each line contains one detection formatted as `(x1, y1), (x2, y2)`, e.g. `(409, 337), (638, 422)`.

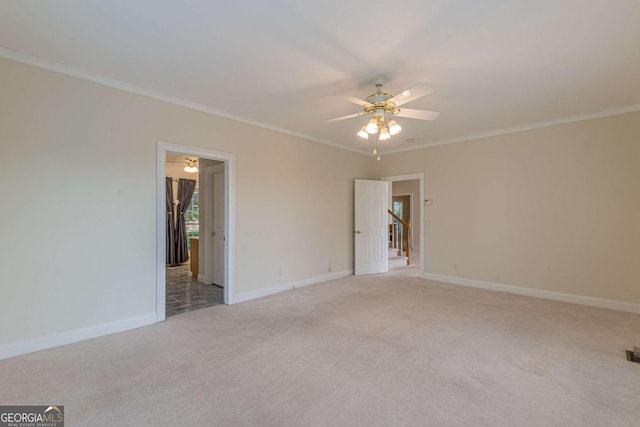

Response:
(393, 108), (440, 121)
(325, 111), (368, 123)
(388, 84), (433, 107)
(344, 96), (372, 107)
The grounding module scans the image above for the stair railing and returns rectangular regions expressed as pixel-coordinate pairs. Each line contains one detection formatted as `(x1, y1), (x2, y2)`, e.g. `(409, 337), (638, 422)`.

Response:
(388, 210), (411, 266)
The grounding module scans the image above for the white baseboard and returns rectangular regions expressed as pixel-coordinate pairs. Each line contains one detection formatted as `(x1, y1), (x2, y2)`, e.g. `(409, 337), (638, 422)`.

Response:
(234, 269), (353, 304)
(0, 313), (157, 361)
(197, 274), (212, 285)
(421, 273), (640, 314)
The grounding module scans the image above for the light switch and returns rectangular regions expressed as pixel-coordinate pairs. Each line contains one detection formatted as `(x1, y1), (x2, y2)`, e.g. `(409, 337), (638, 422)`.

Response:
(424, 199), (433, 206)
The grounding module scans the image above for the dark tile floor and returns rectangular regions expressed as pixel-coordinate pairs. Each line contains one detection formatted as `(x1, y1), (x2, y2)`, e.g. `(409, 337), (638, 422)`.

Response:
(166, 263), (223, 317)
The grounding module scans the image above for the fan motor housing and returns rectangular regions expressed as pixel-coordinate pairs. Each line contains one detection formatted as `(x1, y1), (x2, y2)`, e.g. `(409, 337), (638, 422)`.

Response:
(364, 100), (399, 116)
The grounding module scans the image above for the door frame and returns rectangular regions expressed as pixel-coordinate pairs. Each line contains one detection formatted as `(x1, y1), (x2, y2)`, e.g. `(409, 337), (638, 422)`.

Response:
(156, 141), (236, 322)
(381, 173), (424, 276)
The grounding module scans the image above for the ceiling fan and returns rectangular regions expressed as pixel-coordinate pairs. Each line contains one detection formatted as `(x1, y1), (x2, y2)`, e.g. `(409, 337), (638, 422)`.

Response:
(326, 75), (439, 158)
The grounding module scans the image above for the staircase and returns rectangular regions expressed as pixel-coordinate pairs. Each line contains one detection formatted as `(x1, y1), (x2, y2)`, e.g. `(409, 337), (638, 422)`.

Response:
(388, 209), (411, 270)
(388, 246), (408, 270)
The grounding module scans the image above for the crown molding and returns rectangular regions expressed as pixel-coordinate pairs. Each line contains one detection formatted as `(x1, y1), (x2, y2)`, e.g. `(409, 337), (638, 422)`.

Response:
(0, 46), (369, 156)
(2, 46), (638, 159)
(383, 103), (640, 155)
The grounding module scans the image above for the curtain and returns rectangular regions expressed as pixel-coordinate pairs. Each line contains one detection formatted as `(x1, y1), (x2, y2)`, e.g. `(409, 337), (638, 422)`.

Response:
(175, 178), (197, 264)
(166, 177), (177, 265)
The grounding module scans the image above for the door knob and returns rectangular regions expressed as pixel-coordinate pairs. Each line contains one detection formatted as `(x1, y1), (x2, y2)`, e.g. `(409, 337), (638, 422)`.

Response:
(211, 231), (216, 236)
(355, 230), (362, 234)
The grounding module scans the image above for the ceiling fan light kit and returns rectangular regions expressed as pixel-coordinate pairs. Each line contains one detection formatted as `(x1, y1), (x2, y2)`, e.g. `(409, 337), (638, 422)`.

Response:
(379, 126), (391, 141)
(184, 158), (199, 173)
(365, 118), (379, 134)
(357, 125), (369, 139)
(388, 119), (401, 135)
(327, 74), (440, 158)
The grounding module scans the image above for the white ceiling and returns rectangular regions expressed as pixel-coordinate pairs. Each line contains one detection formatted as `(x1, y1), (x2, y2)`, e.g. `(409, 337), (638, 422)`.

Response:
(166, 153), (192, 164)
(1, 0), (639, 155)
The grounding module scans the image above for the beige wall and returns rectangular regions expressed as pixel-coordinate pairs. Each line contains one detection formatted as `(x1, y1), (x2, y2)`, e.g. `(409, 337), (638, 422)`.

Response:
(392, 179), (420, 250)
(0, 58), (374, 347)
(374, 112), (640, 304)
(2, 53), (638, 353)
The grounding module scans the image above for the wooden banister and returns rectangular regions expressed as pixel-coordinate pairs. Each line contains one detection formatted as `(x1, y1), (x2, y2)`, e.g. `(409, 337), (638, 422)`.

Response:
(387, 210), (411, 266)
(387, 209), (408, 227)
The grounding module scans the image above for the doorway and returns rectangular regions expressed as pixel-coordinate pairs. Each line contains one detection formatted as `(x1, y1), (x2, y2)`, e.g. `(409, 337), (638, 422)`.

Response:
(164, 155), (225, 317)
(392, 194), (412, 252)
(382, 174), (424, 276)
(156, 142), (236, 322)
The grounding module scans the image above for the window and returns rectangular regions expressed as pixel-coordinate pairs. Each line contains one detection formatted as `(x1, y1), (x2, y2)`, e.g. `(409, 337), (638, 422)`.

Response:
(185, 186), (199, 250)
(393, 201), (403, 218)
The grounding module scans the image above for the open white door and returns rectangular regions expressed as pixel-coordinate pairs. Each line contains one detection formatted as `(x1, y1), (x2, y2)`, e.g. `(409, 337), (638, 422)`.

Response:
(204, 163), (226, 287)
(354, 179), (388, 275)
(212, 164), (226, 287)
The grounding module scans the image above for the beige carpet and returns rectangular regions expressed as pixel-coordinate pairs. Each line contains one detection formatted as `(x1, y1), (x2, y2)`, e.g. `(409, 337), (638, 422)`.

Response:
(1, 268), (639, 426)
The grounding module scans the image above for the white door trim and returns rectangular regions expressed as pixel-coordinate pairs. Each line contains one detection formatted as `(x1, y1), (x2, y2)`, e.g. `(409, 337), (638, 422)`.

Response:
(157, 141), (237, 322)
(381, 173), (424, 276)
